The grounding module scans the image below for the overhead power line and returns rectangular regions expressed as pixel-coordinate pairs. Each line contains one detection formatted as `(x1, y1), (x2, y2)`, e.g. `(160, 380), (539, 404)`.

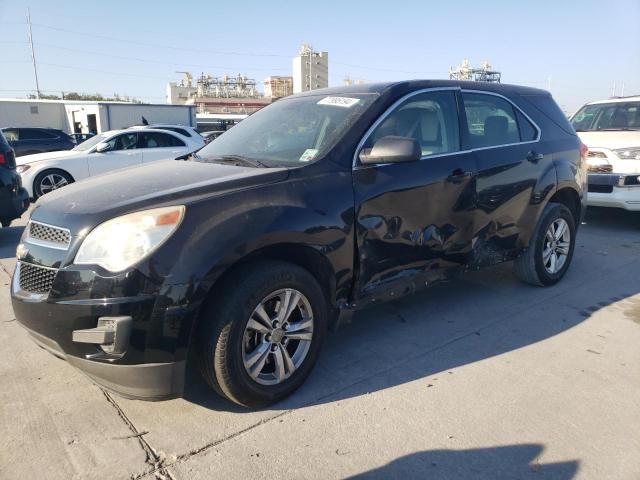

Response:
(35, 43), (290, 72)
(33, 23), (293, 58)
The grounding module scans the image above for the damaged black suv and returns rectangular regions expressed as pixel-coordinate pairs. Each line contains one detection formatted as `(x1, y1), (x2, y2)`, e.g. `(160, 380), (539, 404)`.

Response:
(11, 81), (586, 407)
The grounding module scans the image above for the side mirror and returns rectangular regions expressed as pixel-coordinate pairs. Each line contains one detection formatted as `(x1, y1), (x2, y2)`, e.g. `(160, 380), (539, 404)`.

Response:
(95, 142), (110, 153)
(359, 136), (421, 165)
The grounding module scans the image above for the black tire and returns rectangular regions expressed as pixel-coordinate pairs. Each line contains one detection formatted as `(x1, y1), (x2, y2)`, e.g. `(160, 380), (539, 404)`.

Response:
(514, 202), (576, 286)
(33, 169), (74, 199)
(0, 219), (10, 228)
(198, 260), (328, 408)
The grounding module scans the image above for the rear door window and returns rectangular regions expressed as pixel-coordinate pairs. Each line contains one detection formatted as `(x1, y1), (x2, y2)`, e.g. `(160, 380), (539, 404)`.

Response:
(138, 132), (186, 148)
(462, 93), (520, 148)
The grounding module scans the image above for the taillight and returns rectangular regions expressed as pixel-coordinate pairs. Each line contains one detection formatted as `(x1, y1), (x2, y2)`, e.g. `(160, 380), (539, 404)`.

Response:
(0, 153), (5, 165)
(580, 143), (589, 160)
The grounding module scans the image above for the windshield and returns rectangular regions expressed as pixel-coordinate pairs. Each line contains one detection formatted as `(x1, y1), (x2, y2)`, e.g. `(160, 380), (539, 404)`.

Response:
(194, 93), (377, 167)
(72, 133), (109, 151)
(571, 101), (640, 131)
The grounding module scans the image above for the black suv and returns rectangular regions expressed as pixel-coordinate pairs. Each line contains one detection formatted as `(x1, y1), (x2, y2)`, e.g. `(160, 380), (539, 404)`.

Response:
(1, 127), (75, 157)
(11, 81), (586, 407)
(0, 131), (29, 227)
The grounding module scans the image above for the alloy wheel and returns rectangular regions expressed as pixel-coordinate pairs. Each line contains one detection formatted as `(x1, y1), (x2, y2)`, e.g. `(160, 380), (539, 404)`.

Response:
(542, 218), (571, 274)
(242, 288), (314, 386)
(39, 173), (69, 194)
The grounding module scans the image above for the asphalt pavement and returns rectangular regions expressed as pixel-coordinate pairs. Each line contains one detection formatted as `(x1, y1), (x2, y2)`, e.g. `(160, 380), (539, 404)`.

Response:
(1, 206), (639, 479)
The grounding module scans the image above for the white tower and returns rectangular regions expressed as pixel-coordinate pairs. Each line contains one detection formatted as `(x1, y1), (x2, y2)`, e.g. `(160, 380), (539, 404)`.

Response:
(293, 44), (329, 94)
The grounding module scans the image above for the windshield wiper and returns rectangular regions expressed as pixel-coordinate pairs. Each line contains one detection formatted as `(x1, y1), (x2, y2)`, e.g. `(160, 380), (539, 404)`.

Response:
(205, 154), (268, 168)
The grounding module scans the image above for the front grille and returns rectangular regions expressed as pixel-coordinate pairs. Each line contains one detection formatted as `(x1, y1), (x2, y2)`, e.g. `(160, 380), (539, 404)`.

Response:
(587, 151), (607, 159)
(588, 164), (613, 173)
(28, 221), (71, 248)
(18, 262), (58, 294)
(588, 184), (614, 194)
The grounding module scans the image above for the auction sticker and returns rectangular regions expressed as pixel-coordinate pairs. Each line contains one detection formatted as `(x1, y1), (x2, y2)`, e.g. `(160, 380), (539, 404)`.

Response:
(299, 149), (319, 162)
(317, 96), (360, 108)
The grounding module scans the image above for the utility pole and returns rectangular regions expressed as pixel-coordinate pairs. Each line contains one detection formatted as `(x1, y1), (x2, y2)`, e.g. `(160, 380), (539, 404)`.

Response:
(26, 8), (41, 99)
(621, 82), (625, 97)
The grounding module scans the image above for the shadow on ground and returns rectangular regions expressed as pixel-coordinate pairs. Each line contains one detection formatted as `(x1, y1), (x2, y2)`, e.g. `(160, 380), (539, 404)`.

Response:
(347, 444), (579, 479)
(0, 225), (24, 260)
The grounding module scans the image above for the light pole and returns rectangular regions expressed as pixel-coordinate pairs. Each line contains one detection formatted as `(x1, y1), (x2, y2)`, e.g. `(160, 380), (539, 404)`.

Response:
(26, 8), (41, 99)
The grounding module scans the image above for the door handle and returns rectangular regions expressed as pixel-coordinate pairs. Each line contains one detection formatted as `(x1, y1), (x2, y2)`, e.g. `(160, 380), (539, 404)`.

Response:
(446, 169), (473, 183)
(527, 151), (544, 163)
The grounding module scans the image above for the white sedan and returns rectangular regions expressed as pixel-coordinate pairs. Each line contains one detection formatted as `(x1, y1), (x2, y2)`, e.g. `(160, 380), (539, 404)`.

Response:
(16, 128), (193, 199)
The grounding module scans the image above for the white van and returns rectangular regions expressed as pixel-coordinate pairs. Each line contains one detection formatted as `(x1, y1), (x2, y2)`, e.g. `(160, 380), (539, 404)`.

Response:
(570, 96), (640, 210)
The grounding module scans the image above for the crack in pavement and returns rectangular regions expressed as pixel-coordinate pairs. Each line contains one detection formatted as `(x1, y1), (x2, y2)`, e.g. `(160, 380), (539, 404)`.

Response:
(0, 261), (12, 280)
(101, 390), (176, 480)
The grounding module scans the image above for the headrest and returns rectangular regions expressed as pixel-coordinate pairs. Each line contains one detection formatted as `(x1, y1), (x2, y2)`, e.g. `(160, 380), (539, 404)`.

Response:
(420, 110), (440, 142)
(484, 115), (508, 139)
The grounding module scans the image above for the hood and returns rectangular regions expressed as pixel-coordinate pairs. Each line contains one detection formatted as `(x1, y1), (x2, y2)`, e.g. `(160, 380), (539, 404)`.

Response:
(577, 131), (640, 150)
(31, 160), (289, 233)
(17, 149), (81, 165)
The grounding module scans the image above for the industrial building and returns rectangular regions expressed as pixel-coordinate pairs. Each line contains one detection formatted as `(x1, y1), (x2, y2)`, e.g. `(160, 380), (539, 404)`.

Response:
(293, 44), (329, 93)
(263, 76), (294, 99)
(0, 98), (196, 134)
(449, 59), (501, 83)
(167, 73), (270, 115)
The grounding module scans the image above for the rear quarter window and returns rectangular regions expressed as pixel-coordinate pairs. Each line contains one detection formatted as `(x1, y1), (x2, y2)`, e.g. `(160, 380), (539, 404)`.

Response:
(520, 94), (576, 136)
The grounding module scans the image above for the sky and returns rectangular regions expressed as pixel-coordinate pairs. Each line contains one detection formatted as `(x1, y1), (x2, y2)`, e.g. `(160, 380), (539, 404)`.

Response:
(0, 0), (639, 113)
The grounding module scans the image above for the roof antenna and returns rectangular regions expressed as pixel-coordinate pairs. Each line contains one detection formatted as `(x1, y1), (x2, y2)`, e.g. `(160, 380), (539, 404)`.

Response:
(141, 116), (149, 125)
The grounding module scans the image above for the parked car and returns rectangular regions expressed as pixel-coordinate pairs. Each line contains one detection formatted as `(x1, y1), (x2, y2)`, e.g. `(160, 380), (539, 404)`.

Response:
(201, 130), (225, 144)
(570, 96), (640, 210)
(128, 124), (205, 151)
(11, 81), (586, 407)
(69, 133), (96, 144)
(16, 128), (194, 199)
(1, 127), (75, 157)
(0, 130), (29, 227)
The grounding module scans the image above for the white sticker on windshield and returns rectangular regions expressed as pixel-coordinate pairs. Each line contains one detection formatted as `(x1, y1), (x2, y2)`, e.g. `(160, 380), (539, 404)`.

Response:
(299, 149), (318, 162)
(317, 96), (360, 108)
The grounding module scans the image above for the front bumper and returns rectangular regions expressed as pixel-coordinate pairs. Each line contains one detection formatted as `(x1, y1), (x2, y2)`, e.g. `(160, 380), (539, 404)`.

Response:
(587, 188), (640, 211)
(587, 173), (640, 211)
(23, 324), (185, 399)
(11, 261), (194, 400)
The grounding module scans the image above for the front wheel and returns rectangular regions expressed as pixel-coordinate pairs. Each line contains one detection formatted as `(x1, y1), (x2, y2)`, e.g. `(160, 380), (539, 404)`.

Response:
(513, 202), (576, 286)
(33, 169), (74, 198)
(198, 261), (328, 408)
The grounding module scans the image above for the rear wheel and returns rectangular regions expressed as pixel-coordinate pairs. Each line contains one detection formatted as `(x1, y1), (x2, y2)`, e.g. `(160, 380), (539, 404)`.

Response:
(198, 261), (328, 408)
(514, 202), (576, 286)
(33, 169), (73, 198)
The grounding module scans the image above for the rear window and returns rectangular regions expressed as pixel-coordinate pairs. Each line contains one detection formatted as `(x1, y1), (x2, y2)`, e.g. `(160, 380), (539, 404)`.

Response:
(0, 130), (9, 146)
(20, 128), (58, 140)
(521, 94), (576, 135)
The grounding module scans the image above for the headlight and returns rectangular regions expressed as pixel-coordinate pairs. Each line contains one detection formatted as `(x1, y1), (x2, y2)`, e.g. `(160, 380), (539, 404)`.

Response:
(75, 206), (185, 272)
(613, 147), (640, 160)
(16, 165), (30, 174)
